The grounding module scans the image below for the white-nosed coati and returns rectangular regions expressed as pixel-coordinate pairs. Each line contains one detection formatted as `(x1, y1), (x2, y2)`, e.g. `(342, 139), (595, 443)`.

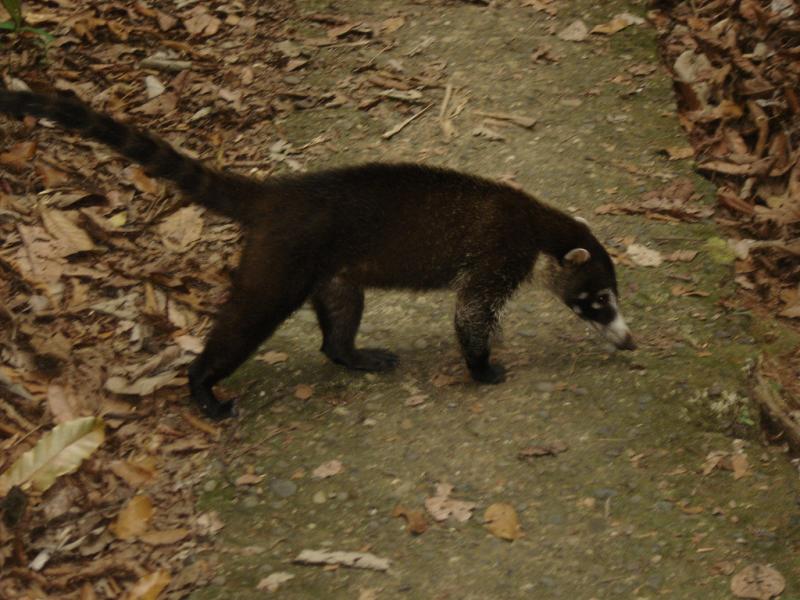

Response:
(0, 90), (636, 419)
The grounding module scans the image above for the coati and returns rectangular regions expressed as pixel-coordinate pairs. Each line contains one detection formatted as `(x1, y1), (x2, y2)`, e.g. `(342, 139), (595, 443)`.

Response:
(0, 90), (636, 419)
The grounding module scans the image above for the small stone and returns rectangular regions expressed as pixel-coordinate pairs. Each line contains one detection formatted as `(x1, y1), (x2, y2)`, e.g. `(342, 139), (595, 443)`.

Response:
(203, 480), (218, 493)
(243, 495), (259, 508)
(270, 479), (297, 498)
(313, 491), (326, 504)
(535, 382), (556, 393)
(653, 500), (672, 512)
(593, 488), (616, 500)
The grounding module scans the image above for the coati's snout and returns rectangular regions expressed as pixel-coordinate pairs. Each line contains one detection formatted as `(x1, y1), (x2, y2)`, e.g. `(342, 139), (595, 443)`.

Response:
(544, 245), (637, 352)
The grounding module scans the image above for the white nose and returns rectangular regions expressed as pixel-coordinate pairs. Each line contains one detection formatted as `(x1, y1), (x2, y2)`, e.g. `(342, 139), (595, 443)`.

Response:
(598, 313), (636, 351)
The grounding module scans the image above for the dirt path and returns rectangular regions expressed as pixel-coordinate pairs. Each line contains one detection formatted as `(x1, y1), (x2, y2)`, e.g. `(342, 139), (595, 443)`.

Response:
(193, 1), (800, 598)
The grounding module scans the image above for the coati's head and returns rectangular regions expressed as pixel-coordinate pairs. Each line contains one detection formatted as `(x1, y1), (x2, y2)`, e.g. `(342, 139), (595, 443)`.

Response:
(542, 217), (636, 351)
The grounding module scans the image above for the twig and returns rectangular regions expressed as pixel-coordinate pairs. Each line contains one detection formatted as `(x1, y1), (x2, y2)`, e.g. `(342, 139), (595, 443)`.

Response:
(382, 103), (433, 140)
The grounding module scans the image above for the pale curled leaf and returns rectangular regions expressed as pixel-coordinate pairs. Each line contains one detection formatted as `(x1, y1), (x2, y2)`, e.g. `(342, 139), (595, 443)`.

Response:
(40, 209), (95, 256)
(731, 564), (785, 600)
(0, 417), (104, 496)
(126, 569), (171, 600)
(294, 549), (390, 571)
(257, 572), (295, 592)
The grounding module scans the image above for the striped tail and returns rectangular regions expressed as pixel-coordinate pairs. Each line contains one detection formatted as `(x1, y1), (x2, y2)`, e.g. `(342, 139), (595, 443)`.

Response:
(0, 90), (256, 221)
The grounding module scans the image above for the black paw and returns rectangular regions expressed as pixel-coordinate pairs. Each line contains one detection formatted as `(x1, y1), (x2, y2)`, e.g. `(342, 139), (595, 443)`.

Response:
(192, 387), (237, 420)
(327, 348), (399, 372)
(469, 362), (507, 384)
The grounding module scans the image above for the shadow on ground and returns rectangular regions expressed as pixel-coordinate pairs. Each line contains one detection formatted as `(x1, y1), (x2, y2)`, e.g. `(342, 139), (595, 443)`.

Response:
(192, 1), (800, 598)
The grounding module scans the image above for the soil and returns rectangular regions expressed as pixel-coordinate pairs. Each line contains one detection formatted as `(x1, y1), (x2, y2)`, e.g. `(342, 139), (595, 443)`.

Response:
(189, 1), (800, 599)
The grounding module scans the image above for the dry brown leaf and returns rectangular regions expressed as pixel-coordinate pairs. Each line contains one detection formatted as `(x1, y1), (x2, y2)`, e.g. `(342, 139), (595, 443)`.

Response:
(294, 384), (314, 400)
(109, 458), (157, 487)
(257, 350), (289, 365)
(294, 549), (390, 571)
(731, 564), (785, 600)
(484, 502), (521, 541)
(731, 454), (750, 480)
(666, 250), (699, 262)
(424, 483), (476, 522)
(392, 505), (429, 535)
(312, 459), (343, 479)
(257, 572), (295, 592)
(558, 20), (588, 41)
(627, 244), (663, 267)
(41, 209), (95, 256)
(0, 141), (37, 169)
(124, 166), (161, 195)
(36, 162), (69, 187)
(126, 569), (171, 600)
(111, 494), (154, 540)
(139, 528), (190, 545)
(518, 440), (568, 459)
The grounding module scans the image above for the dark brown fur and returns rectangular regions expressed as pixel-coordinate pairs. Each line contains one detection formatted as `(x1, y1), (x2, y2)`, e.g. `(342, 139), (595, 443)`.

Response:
(0, 90), (618, 419)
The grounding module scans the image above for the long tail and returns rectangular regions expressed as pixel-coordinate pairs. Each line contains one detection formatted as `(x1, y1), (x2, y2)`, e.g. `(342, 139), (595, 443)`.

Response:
(0, 90), (256, 221)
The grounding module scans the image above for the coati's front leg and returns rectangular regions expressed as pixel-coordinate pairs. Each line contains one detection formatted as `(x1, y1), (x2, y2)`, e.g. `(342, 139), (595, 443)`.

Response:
(312, 276), (398, 371)
(454, 284), (509, 384)
(189, 244), (316, 419)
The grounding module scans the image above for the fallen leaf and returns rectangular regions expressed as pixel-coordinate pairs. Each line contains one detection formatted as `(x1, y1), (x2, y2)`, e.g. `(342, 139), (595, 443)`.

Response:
(591, 13), (643, 35)
(0, 416), (105, 495)
(558, 20), (588, 42)
(124, 166), (161, 195)
(405, 394), (428, 407)
(731, 564), (785, 600)
(484, 502), (522, 541)
(731, 454), (750, 480)
(41, 209), (95, 256)
(424, 483), (476, 522)
(257, 572), (295, 592)
(662, 146), (695, 160)
(392, 505), (429, 535)
(158, 206), (204, 252)
(627, 243), (663, 267)
(294, 384), (314, 400)
(294, 549), (390, 571)
(110, 494), (153, 540)
(109, 458), (157, 487)
(126, 569), (171, 600)
(235, 472), (265, 486)
(312, 459), (343, 479)
(139, 528), (190, 545)
(257, 350), (289, 365)
(518, 440), (568, 459)
(0, 141), (37, 169)
(666, 250), (698, 262)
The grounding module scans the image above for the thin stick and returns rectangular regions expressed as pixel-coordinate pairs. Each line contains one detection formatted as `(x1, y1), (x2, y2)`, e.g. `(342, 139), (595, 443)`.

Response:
(382, 103), (433, 140)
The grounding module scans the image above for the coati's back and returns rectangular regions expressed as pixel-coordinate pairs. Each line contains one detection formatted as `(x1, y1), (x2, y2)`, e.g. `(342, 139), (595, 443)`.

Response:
(266, 163), (580, 289)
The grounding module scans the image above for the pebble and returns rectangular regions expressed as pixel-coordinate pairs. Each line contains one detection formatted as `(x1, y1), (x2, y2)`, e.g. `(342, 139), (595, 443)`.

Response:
(653, 500), (672, 512)
(313, 491), (326, 504)
(535, 382), (556, 393)
(593, 488), (616, 500)
(270, 479), (297, 498)
(203, 480), (218, 493)
(243, 495), (259, 508)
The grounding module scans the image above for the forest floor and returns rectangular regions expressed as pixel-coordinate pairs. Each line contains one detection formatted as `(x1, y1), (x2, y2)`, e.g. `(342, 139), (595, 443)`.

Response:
(0, 0), (798, 599)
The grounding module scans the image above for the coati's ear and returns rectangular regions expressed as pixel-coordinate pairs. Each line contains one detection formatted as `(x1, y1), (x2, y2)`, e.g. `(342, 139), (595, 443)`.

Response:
(564, 248), (591, 265)
(574, 216), (589, 226)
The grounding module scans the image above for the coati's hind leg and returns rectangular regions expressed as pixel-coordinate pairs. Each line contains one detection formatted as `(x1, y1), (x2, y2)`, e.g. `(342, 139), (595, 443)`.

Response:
(454, 275), (519, 384)
(312, 276), (398, 371)
(189, 246), (316, 419)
